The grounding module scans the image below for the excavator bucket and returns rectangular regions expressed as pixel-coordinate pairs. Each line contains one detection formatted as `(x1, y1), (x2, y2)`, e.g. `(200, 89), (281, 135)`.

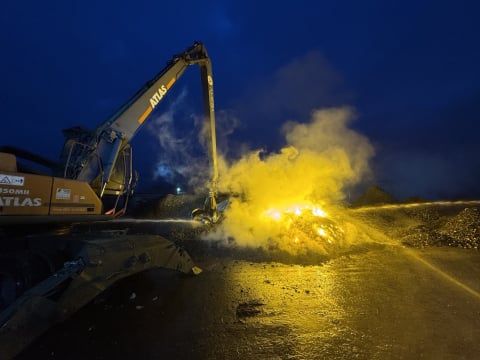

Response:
(192, 196), (229, 224)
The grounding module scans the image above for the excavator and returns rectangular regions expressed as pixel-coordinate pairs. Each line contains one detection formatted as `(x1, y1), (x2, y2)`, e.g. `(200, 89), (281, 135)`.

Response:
(0, 41), (223, 358)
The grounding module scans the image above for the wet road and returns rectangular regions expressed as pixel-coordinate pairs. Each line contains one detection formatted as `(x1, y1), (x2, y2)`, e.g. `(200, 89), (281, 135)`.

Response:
(16, 240), (480, 360)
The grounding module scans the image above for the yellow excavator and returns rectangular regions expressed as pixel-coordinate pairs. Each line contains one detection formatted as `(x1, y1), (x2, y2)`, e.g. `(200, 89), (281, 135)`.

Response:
(0, 42), (222, 359)
(0, 41), (219, 223)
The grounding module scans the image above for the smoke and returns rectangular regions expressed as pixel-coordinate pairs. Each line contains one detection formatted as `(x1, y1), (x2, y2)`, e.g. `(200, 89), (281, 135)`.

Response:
(231, 50), (353, 151)
(208, 106), (375, 253)
(146, 89), (208, 189)
(146, 88), (240, 192)
(198, 108), (241, 161)
(143, 51), (374, 254)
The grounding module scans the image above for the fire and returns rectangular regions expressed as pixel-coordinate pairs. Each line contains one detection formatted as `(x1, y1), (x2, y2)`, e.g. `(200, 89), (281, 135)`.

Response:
(262, 203), (328, 221)
(259, 202), (343, 252)
(312, 206), (327, 218)
(205, 107), (373, 255)
(317, 228), (327, 237)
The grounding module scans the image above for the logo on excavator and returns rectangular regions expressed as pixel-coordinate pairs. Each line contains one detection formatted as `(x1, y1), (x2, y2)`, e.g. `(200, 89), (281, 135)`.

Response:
(149, 85), (168, 109)
(0, 196), (42, 207)
(0, 174), (24, 186)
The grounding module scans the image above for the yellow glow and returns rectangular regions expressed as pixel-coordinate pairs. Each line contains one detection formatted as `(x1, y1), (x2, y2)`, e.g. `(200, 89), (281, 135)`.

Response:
(312, 206), (327, 217)
(317, 228), (327, 237)
(256, 202), (341, 253)
(263, 208), (283, 221)
(203, 107), (374, 254)
(264, 203), (328, 221)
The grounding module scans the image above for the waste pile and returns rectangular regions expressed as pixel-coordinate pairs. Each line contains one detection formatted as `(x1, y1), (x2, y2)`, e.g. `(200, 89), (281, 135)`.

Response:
(351, 186), (480, 249)
(439, 208), (480, 249)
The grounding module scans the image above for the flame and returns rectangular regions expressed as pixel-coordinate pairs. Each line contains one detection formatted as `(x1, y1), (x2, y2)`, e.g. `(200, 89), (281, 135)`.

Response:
(312, 206), (327, 217)
(317, 228), (327, 237)
(263, 203), (328, 221)
(259, 202), (342, 252)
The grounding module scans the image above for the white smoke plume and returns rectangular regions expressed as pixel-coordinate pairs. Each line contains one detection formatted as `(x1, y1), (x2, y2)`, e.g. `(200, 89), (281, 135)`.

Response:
(146, 88), (206, 187)
(146, 88), (240, 191)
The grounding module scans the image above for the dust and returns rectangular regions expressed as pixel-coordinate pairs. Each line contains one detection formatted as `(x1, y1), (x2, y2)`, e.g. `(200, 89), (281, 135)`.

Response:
(206, 107), (375, 254)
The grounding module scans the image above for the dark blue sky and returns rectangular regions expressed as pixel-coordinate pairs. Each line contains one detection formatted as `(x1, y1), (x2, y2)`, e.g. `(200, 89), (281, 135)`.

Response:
(1, 0), (479, 200)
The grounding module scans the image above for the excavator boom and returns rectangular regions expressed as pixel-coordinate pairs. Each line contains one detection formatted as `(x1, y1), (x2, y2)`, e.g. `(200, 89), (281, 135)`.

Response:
(0, 41), (219, 221)
(59, 41), (219, 217)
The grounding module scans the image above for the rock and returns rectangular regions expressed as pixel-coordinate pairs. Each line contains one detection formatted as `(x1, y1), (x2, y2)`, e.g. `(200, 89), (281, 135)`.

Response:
(439, 208), (480, 249)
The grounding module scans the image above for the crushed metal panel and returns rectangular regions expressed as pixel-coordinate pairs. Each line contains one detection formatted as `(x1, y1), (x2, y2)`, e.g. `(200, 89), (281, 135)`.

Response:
(0, 234), (199, 360)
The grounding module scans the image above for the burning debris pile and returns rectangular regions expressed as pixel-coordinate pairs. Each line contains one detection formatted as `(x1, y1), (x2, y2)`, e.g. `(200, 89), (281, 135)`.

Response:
(205, 107), (374, 255)
(259, 204), (347, 255)
(136, 103), (480, 255)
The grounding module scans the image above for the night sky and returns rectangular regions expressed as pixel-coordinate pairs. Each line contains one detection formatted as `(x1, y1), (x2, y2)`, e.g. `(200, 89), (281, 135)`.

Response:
(1, 1), (479, 200)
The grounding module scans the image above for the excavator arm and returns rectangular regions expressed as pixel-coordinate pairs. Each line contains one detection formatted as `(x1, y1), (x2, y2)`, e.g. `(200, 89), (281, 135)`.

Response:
(60, 41), (219, 219)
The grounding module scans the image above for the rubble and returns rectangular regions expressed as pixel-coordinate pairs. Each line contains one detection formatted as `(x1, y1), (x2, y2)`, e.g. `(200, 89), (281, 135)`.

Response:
(398, 225), (449, 248)
(364, 206), (480, 249)
(351, 189), (480, 250)
(439, 208), (480, 249)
